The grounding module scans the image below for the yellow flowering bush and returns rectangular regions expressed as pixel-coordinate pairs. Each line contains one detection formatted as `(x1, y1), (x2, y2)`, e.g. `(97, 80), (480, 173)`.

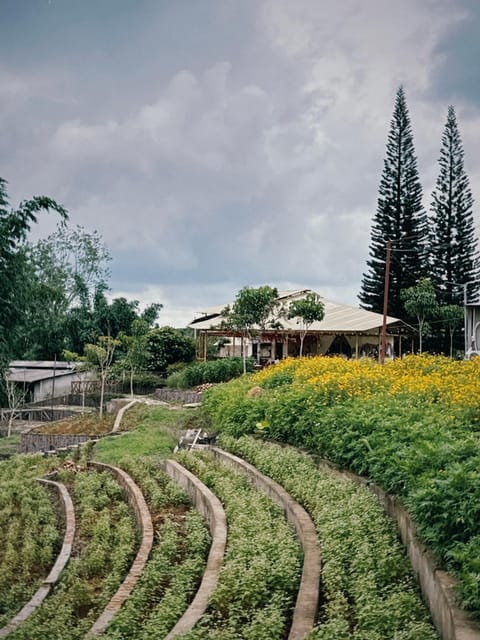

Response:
(202, 354), (480, 614)
(255, 354), (480, 412)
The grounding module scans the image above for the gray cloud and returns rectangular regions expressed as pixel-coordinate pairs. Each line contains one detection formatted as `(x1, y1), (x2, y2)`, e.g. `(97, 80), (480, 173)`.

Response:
(1, 0), (480, 325)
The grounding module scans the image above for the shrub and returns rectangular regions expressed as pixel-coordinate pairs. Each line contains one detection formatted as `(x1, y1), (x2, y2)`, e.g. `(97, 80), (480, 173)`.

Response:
(166, 358), (254, 389)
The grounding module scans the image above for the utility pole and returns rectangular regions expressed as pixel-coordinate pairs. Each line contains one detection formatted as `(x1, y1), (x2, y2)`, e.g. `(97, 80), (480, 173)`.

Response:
(380, 240), (392, 364)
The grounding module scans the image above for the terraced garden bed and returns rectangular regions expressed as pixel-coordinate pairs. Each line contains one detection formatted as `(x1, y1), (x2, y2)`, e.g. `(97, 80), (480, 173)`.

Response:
(0, 455), (60, 628)
(8, 462), (138, 640)
(219, 435), (438, 640)
(174, 450), (303, 640)
(101, 457), (211, 640)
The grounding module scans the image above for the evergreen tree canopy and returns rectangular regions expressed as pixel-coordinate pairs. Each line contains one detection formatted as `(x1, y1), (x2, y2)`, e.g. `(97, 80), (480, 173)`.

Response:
(429, 106), (479, 305)
(359, 87), (428, 319)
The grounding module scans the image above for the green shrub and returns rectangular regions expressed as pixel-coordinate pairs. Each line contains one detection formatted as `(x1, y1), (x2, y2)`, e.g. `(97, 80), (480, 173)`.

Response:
(202, 372), (480, 616)
(166, 358), (254, 389)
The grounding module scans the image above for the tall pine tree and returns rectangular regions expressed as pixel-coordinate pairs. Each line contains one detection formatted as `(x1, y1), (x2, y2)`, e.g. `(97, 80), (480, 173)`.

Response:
(359, 87), (428, 319)
(429, 106), (479, 306)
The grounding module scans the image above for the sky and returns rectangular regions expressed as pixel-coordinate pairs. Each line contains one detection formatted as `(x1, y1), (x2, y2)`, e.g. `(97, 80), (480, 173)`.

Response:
(2, 0), (480, 326)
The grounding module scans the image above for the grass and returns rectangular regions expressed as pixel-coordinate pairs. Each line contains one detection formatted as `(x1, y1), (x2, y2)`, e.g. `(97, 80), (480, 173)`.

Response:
(93, 406), (192, 465)
(0, 435), (20, 457)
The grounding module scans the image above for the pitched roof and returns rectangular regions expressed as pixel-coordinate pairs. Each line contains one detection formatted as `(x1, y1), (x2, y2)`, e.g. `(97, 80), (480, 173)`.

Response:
(189, 289), (406, 334)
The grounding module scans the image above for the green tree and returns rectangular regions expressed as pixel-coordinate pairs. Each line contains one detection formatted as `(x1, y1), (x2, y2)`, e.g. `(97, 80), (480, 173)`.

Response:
(83, 336), (121, 417)
(223, 285), (279, 372)
(19, 225), (110, 358)
(439, 304), (464, 358)
(401, 278), (438, 354)
(287, 292), (325, 356)
(0, 178), (67, 369)
(359, 87), (428, 319)
(429, 106), (480, 306)
(118, 319), (151, 397)
(146, 327), (196, 375)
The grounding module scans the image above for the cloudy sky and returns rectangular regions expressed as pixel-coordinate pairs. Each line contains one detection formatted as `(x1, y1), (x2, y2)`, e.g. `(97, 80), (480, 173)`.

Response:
(2, 0), (480, 326)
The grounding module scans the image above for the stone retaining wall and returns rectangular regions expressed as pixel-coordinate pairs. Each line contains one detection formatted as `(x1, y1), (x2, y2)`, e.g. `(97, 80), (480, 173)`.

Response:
(20, 433), (93, 454)
(86, 462), (154, 638)
(315, 458), (480, 640)
(0, 479), (75, 638)
(160, 459), (227, 639)
(211, 447), (321, 640)
(155, 389), (202, 404)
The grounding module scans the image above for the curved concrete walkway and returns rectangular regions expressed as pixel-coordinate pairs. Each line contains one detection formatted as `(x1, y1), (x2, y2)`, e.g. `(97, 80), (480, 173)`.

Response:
(0, 479), (75, 638)
(211, 447), (321, 640)
(160, 459), (227, 640)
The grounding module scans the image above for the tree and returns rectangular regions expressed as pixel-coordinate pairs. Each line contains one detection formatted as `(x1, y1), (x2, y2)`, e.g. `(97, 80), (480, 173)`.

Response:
(429, 106), (480, 306)
(439, 304), (464, 358)
(83, 336), (121, 417)
(0, 177), (67, 370)
(401, 278), (438, 354)
(146, 327), (196, 375)
(21, 225), (111, 357)
(287, 292), (325, 356)
(223, 285), (279, 372)
(94, 295), (162, 338)
(3, 377), (28, 437)
(31, 224), (111, 307)
(118, 319), (151, 397)
(359, 87), (428, 319)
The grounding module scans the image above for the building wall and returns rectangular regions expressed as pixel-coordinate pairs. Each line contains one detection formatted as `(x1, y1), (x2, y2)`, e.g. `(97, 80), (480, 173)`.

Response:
(34, 372), (92, 403)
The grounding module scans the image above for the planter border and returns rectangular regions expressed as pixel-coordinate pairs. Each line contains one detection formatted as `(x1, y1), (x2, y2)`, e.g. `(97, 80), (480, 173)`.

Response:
(211, 446), (321, 640)
(159, 458), (227, 639)
(86, 462), (154, 638)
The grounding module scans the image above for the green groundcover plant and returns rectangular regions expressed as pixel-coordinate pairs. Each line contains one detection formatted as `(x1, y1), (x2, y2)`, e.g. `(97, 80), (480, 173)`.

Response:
(174, 450), (302, 640)
(219, 435), (438, 640)
(201, 367), (480, 616)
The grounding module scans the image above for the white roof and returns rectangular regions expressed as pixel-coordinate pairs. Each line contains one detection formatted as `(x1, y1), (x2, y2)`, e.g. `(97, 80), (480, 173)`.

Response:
(189, 290), (404, 334)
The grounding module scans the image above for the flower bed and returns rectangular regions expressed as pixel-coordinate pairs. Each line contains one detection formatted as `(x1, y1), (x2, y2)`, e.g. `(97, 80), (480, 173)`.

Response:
(202, 354), (480, 616)
(220, 435), (438, 640)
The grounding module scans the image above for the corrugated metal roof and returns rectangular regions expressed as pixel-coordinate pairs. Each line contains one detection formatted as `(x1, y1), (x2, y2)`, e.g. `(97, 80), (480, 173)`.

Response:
(9, 360), (76, 370)
(189, 290), (403, 333)
(7, 369), (77, 384)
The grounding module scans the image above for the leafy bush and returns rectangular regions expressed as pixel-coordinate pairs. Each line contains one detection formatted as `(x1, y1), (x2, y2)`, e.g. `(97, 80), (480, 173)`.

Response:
(202, 355), (480, 616)
(174, 450), (302, 639)
(166, 357), (254, 389)
(219, 435), (437, 640)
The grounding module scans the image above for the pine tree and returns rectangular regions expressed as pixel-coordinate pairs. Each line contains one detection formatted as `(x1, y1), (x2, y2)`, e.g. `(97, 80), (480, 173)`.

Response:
(359, 87), (428, 319)
(429, 106), (479, 306)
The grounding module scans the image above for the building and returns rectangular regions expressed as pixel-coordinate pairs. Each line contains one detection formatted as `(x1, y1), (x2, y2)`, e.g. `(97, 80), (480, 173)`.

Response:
(6, 361), (91, 404)
(189, 289), (412, 363)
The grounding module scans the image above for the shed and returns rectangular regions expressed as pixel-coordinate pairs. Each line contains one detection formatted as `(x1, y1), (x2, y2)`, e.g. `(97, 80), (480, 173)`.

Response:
(7, 361), (89, 404)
